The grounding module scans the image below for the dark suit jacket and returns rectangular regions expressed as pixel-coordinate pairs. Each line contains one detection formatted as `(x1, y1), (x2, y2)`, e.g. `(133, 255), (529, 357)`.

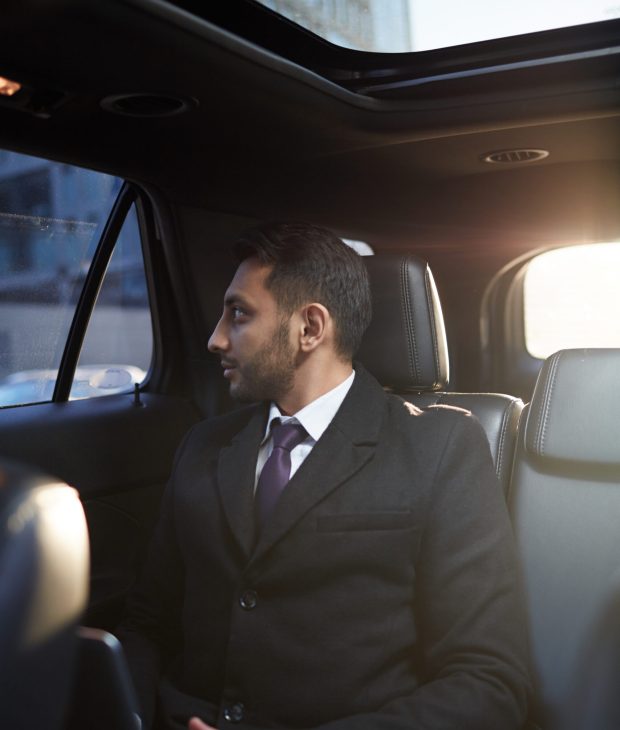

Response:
(119, 366), (531, 730)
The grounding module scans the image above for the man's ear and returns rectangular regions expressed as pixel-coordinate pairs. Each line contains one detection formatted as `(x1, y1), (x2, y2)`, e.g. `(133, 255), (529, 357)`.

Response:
(299, 303), (330, 352)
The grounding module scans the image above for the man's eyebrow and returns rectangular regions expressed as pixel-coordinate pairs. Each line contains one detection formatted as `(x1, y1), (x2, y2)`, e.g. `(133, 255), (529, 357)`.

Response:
(224, 293), (249, 307)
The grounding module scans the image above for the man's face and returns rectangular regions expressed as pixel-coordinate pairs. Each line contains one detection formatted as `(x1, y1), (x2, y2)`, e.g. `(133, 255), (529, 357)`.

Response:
(208, 258), (296, 403)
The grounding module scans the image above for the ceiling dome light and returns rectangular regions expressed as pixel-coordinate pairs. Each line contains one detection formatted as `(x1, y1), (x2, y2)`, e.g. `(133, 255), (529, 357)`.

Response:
(100, 93), (197, 118)
(481, 149), (549, 164)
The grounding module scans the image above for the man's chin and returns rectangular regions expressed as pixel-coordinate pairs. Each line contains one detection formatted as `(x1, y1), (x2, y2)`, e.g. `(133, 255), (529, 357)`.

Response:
(229, 380), (256, 403)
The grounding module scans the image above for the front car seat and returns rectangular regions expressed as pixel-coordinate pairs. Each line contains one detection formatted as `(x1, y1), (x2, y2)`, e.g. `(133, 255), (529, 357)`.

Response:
(0, 459), (89, 730)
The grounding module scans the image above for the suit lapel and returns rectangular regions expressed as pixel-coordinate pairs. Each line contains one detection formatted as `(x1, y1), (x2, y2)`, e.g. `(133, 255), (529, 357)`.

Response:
(216, 403), (268, 560)
(251, 366), (386, 564)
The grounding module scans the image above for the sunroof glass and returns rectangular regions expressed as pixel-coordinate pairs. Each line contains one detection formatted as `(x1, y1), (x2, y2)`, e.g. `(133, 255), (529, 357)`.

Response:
(256, 0), (620, 53)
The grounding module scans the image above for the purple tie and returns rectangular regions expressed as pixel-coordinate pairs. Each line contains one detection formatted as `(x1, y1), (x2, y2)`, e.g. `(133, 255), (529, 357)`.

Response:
(256, 419), (307, 529)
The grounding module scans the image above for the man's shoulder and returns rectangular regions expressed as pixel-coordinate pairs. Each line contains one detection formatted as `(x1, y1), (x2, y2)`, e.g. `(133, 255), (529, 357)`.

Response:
(382, 391), (487, 449)
(385, 391), (474, 427)
(347, 365), (481, 444)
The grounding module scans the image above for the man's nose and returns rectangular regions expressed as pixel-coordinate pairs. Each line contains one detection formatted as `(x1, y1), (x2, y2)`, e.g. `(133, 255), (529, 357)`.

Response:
(208, 315), (228, 353)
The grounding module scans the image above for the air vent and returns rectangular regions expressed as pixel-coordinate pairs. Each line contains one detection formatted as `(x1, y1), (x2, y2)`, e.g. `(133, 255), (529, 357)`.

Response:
(481, 149), (549, 164)
(100, 93), (197, 118)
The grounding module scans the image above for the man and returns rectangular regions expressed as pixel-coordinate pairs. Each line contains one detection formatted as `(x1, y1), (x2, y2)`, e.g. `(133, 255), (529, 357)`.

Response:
(120, 222), (531, 730)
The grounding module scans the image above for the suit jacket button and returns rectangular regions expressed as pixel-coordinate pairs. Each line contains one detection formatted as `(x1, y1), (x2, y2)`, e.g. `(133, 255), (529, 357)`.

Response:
(239, 589), (257, 610)
(224, 702), (244, 723)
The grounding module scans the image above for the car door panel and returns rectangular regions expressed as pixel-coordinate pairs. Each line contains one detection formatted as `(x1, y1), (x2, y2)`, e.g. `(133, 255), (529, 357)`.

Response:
(0, 393), (201, 628)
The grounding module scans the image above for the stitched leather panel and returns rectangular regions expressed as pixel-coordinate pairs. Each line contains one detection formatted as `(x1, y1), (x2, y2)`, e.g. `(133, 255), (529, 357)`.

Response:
(525, 348), (620, 465)
(358, 255), (449, 390)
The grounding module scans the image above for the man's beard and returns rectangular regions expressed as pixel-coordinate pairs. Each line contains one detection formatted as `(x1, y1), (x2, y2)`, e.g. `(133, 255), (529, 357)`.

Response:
(230, 319), (296, 404)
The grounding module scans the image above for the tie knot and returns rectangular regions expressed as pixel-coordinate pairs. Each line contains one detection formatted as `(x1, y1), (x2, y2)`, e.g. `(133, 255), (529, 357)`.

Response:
(271, 419), (307, 452)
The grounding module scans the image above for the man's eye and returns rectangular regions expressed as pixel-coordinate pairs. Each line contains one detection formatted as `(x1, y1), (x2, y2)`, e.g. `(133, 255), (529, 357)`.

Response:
(232, 306), (245, 319)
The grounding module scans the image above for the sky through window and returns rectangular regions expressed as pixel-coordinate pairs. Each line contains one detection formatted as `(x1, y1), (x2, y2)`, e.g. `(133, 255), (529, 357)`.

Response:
(256, 0), (620, 53)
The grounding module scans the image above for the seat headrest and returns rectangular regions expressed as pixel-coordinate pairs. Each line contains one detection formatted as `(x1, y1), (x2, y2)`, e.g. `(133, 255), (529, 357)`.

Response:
(0, 459), (89, 730)
(357, 254), (449, 391)
(525, 349), (620, 467)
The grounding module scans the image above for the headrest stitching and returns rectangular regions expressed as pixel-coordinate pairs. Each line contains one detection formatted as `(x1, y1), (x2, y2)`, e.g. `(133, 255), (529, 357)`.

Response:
(399, 259), (420, 383)
(531, 365), (548, 456)
(423, 268), (441, 387)
(535, 351), (561, 457)
(496, 402), (511, 481)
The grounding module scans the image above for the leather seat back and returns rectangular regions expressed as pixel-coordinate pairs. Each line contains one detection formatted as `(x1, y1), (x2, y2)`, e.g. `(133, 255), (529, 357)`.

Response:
(358, 254), (523, 494)
(509, 348), (620, 729)
(0, 459), (89, 730)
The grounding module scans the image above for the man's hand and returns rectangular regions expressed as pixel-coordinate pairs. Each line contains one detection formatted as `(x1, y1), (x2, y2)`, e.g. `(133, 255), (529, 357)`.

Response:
(188, 717), (216, 730)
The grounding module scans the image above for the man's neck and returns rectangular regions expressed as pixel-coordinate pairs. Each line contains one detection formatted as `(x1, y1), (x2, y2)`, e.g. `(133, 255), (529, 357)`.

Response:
(276, 360), (353, 416)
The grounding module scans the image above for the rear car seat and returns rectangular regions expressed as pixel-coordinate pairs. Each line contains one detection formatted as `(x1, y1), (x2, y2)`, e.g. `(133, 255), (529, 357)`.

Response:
(509, 348), (620, 729)
(358, 253), (523, 495)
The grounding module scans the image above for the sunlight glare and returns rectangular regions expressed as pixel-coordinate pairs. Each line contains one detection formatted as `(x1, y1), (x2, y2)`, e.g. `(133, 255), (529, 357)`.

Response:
(524, 243), (620, 359)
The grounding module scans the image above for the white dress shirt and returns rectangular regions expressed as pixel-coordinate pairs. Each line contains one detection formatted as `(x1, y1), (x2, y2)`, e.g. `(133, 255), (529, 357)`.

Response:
(254, 370), (355, 491)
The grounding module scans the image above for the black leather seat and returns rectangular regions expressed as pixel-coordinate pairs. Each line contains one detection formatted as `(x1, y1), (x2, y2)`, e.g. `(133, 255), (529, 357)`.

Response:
(509, 348), (620, 730)
(0, 459), (89, 730)
(358, 254), (523, 494)
(66, 626), (141, 730)
(566, 585), (620, 730)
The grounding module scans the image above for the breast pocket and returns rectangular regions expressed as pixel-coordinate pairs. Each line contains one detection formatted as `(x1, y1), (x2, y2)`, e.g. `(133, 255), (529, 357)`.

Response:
(315, 511), (415, 532)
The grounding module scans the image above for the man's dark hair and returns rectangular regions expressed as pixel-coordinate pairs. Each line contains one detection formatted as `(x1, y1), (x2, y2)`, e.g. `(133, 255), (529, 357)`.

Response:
(234, 222), (372, 359)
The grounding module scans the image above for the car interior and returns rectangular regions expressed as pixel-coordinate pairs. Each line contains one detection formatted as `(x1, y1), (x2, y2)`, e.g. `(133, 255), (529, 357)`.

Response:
(1, 1), (620, 728)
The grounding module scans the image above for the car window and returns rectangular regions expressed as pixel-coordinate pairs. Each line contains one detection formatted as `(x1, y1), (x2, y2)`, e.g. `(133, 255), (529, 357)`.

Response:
(73, 203), (152, 400)
(523, 242), (620, 359)
(255, 0), (620, 52)
(0, 149), (150, 407)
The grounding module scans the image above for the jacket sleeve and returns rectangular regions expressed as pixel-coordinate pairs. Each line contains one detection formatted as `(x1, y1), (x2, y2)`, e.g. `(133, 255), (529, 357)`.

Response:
(312, 412), (532, 730)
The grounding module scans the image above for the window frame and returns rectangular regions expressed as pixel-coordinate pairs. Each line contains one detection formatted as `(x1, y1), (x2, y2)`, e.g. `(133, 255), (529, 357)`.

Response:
(481, 241), (620, 400)
(163, 1), (620, 97)
(481, 246), (550, 400)
(0, 177), (157, 409)
(52, 183), (138, 401)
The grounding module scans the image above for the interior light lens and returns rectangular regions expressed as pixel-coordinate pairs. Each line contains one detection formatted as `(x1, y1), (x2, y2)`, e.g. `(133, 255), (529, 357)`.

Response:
(0, 76), (22, 97)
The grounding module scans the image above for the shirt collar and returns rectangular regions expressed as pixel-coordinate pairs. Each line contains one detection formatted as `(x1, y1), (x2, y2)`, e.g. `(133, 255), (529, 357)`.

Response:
(263, 370), (355, 445)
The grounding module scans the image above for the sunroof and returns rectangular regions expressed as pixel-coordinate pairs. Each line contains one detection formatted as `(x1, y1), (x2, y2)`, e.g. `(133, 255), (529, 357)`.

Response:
(255, 0), (620, 53)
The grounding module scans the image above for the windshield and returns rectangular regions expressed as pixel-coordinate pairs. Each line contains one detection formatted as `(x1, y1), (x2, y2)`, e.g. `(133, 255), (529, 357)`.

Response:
(256, 0), (620, 53)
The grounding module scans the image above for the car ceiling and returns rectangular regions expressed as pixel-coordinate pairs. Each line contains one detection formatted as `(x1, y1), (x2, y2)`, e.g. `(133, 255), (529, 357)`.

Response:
(1, 0), (620, 251)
